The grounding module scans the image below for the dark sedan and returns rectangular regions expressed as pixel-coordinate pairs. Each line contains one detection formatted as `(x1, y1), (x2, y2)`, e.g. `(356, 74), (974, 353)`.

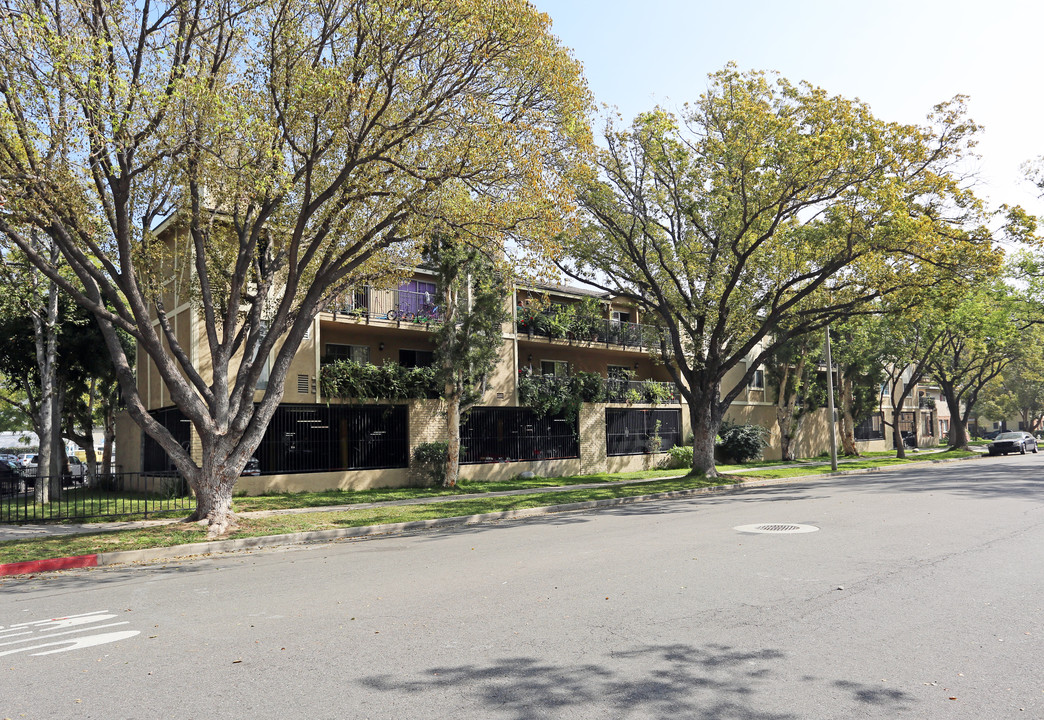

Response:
(987, 431), (1038, 456)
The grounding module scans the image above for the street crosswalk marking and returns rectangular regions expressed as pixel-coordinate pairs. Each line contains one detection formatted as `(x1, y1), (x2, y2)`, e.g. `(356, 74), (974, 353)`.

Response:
(0, 610), (139, 657)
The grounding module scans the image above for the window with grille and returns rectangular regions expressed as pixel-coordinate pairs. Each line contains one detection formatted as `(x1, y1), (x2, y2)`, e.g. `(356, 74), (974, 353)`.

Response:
(460, 407), (578, 464)
(297, 374), (310, 394)
(606, 408), (681, 456)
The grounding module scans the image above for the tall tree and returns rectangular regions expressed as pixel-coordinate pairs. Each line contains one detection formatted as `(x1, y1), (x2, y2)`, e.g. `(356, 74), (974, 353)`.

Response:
(876, 315), (946, 458)
(930, 283), (1028, 449)
(429, 238), (508, 487)
(561, 67), (998, 476)
(828, 316), (887, 456)
(0, 0), (590, 534)
(765, 330), (823, 462)
(0, 237), (66, 499)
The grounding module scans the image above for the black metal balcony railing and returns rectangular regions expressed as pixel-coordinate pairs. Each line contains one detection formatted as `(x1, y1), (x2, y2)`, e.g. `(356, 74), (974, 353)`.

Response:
(517, 316), (657, 348)
(605, 378), (680, 404)
(338, 287), (443, 324)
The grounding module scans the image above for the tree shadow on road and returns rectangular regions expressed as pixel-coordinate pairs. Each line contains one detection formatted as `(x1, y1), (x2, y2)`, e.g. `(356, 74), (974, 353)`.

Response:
(358, 642), (915, 719)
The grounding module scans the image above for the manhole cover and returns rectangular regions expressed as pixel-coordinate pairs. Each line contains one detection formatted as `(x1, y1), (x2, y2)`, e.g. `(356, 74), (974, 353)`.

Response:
(733, 523), (819, 534)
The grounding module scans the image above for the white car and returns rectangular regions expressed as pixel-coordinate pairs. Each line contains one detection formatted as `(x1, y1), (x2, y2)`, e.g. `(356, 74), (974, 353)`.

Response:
(66, 456), (87, 479)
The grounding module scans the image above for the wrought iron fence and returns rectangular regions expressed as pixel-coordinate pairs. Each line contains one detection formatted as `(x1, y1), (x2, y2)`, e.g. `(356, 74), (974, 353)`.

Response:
(0, 471), (194, 523)
(606, 408), (681, 456)
(460, 407), (578, 464)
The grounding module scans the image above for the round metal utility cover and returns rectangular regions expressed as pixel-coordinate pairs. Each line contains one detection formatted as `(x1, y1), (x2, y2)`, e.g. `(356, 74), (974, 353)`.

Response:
(733, 523), (819, 534)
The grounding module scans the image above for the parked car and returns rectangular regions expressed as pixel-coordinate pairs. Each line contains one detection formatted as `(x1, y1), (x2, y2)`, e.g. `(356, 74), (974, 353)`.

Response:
(0, 459), (26, 495)
(241, 457), (261, 476)
(66, 456), (87, 480)
(987, 431), (1038, 456)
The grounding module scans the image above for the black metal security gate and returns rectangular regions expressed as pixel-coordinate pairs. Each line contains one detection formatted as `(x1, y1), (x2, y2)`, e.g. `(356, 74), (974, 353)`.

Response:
(460, 407), (578, 464)
(606, 408), (681, 456)
(256, 404), (409, 473)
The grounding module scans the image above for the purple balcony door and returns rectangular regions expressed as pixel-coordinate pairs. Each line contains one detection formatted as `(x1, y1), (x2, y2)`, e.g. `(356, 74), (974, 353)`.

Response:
(397, 280), (436, 314)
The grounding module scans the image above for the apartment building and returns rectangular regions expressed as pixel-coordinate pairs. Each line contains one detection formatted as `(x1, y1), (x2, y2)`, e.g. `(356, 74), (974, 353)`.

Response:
(117, 261), (940, 492)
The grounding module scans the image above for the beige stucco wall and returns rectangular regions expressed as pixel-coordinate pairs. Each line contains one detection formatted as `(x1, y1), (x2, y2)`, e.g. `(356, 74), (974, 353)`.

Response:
(114, 411), (141, 473)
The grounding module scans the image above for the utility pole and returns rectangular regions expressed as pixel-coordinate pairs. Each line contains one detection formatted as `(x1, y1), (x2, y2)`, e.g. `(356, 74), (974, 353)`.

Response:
(825, 324), (838, 471)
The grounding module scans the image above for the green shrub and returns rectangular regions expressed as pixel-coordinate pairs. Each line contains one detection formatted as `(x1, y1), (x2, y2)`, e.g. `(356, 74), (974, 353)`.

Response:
(410, 442), (450, 486)
(716, 420), (769, 463)
(661, 444), (693, 469)
(320, 359), (439, 400)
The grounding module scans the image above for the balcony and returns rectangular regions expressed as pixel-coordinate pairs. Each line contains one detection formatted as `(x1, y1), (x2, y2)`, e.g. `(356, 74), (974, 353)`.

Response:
(517, 370), (680, 407)
(335, 287), (443, 325)
(516, 315), (657, 349)
(605, 378), (680, 404)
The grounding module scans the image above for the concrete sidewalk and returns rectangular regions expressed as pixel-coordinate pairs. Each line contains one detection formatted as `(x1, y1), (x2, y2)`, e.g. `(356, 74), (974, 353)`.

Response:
(0, 475), (685, 543)
(0, 447), (979, 545)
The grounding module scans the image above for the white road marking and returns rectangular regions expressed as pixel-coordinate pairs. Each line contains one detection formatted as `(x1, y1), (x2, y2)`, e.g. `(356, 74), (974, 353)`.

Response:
(0, 611), (140, 658)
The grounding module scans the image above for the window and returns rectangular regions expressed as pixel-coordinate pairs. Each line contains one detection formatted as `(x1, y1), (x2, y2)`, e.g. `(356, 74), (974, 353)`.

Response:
(939, 418), (950, 436)
(326, 343), (370, 364)
(607, 364), (630, 379)
(397, 280), (437, 314)
(400, 349), (434, 368)
(541, 360), (569, 377)
(297, 374), (310, 394)
(749, 368), (765, 390)
(610, 310), (631, 324)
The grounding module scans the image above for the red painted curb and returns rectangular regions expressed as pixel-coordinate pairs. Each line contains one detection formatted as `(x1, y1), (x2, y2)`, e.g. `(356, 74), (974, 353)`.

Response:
(0, 554), (98, 577)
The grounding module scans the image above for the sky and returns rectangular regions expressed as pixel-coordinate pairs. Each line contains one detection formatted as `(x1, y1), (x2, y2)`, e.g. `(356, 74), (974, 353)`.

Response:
(532, 0), (1044, 218)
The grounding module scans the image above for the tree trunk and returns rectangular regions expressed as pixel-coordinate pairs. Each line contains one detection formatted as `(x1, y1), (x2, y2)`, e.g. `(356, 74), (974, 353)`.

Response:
(839, 374), (859, 457)
(184, 454), (240, 537)
(48, 386), (65, 498)
(776, 404), (797, 462)
(102, 401), (116, 477)
(445, 388), (460, 488)
(891, 405), (907, 459)
(939, 381), (969, 450)
(689, 392), (722, 477)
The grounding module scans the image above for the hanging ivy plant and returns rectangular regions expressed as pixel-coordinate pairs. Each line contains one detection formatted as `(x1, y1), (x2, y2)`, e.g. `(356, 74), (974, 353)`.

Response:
(518, 367), (607, 420)
(320, 359), (439, 401)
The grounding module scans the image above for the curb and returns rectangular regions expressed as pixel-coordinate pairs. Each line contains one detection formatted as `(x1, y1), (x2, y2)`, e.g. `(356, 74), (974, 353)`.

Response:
(0, 453), (984, 576)
(0, 554), (98, 576)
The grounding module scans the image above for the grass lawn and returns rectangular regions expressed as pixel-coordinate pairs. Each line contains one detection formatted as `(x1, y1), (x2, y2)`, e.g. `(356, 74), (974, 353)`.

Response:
(229, 468), (688, 513)
(0, 450), (982, 567)
(739, 449), (977, 479)
(0, 473), (728, 565)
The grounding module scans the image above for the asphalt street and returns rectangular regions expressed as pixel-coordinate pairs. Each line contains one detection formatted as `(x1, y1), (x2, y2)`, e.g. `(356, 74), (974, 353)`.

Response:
(1, 455), (1042, 719)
